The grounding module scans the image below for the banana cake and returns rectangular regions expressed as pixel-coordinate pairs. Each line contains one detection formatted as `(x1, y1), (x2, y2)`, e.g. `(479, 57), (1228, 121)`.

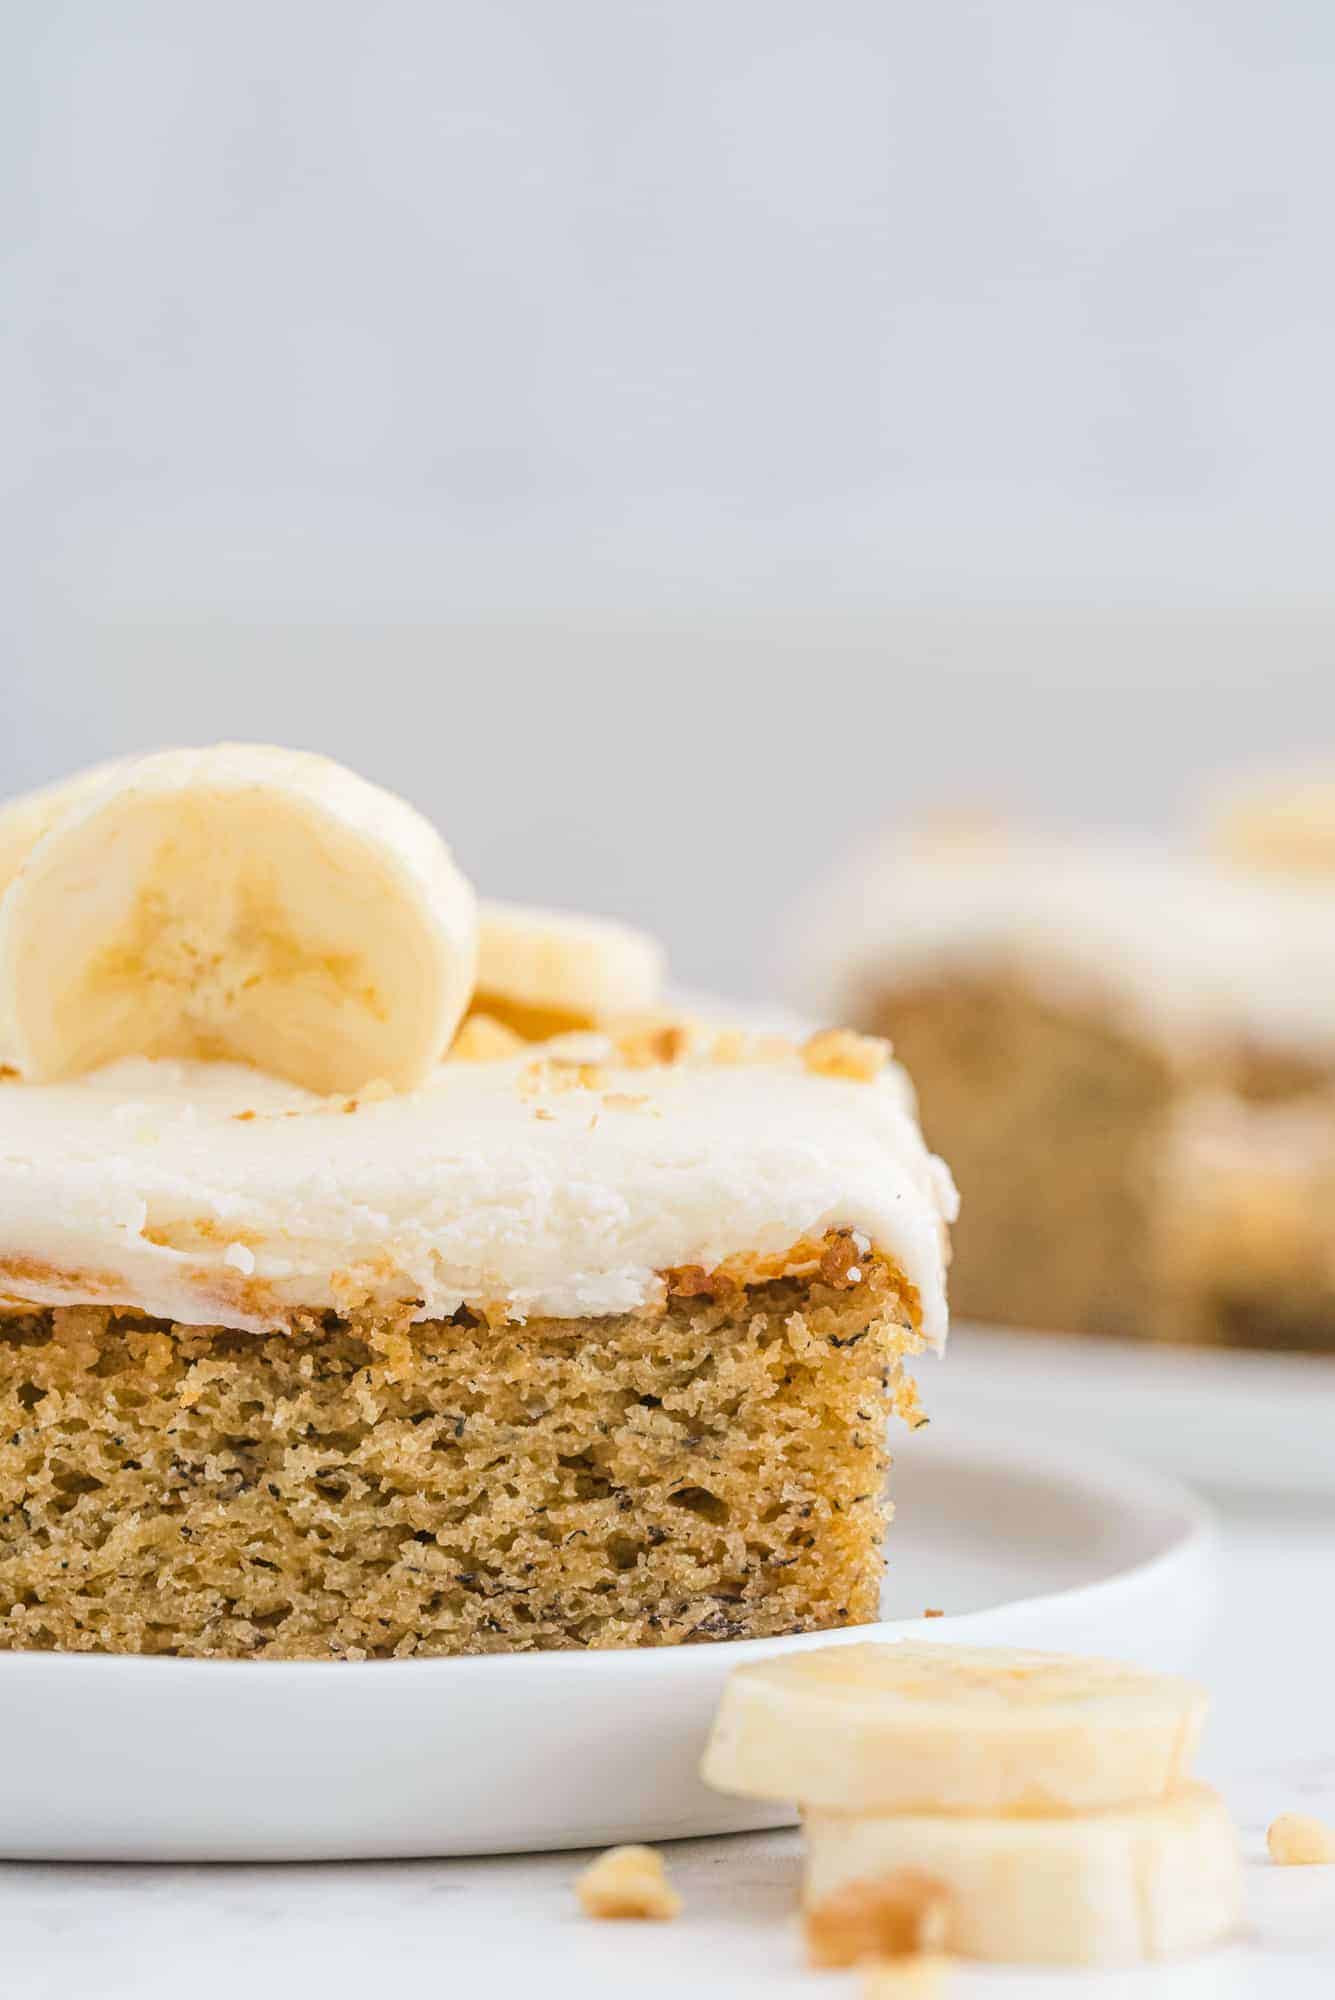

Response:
(1155, 1091), (1335, 1352)
(798, 827), (1335, 1348)
(0, 747), (955, 1659)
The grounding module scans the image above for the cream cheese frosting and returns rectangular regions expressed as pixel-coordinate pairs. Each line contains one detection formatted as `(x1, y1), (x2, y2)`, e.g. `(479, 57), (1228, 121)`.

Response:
(798, 838), (1335, 1061)
(0, 1047), (956, 1348)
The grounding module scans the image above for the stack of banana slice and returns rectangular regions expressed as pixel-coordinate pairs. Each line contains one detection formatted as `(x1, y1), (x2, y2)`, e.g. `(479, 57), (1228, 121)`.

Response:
(0, 744), (665, 1094)
(702, 1641), (1243, 1971)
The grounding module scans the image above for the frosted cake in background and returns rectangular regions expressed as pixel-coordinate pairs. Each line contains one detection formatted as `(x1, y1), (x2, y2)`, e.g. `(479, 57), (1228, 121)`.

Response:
(796, 800), (1335, 1351)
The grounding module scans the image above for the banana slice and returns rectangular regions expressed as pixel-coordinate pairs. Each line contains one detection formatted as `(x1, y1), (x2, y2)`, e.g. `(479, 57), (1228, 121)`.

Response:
(803, 1785), (1242, 1967)
(476, 900), (665, 1038)
(1210, 769), (1335, 875)
(0, 756), (133, 898)
(701, 1642), (1208, 1815)
(0, 744), (477, 1095)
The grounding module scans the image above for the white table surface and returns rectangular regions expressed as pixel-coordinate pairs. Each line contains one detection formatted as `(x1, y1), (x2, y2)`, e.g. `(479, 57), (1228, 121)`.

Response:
(3, 1489), (1332, 2000)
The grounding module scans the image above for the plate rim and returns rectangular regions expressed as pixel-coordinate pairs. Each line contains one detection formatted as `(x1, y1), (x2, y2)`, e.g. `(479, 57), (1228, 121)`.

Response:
(0, 1423), (1214, 1685)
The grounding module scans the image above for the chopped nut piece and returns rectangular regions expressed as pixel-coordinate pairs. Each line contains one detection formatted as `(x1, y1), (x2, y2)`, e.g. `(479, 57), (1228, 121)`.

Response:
(803, 1028), (891, 1083)
(666, 1264), (714, 1299)
(700, 1027), (796, 1066)
(1267, 1813), (1335, 1864)
(803, 1872), (947, 1968)
(615, 1019), (696, 1068)
(923, 1607), (944, 1619)
(447, 1014), (526, 1063)
(820, 1230), (866, 1289)
(575, 1844), (683, 1920)
(806, 1871), (952, 1970)
(863, 1956), (951, 1998)
(519, 1057), (605, 1097)
(708, 1028), (749, 1065)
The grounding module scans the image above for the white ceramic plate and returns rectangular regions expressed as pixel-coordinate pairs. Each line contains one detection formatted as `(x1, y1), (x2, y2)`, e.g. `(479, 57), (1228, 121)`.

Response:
(0, 1423), (1212, 1862)
(931, 1324), (1335, 1497)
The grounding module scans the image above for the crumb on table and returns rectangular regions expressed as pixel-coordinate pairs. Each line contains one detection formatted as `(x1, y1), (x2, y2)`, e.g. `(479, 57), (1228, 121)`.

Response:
(806, 1871), (952, 1969)
(1267, 1813), (1335, 1865)
(575, 1844), (683, 1920)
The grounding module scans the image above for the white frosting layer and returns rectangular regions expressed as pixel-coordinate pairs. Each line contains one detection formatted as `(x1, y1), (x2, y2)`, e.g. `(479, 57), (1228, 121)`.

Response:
(0, 1050), (955, 1347)
(801, 839), (1335, 1060)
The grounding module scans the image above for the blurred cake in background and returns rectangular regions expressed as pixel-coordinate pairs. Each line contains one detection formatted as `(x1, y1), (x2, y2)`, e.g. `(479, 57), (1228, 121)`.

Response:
(796, 801), (1335, 1351)
(1157, 1092), (1335, 1353)
(1208, 767), (1335, 878)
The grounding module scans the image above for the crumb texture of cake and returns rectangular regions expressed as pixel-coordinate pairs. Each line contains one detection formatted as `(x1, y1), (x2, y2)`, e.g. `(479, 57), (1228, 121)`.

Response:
(0, 1243), (920, 1659)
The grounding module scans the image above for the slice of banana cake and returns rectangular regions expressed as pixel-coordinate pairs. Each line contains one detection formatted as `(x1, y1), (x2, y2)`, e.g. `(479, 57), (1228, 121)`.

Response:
(0, 748), (954, 1659)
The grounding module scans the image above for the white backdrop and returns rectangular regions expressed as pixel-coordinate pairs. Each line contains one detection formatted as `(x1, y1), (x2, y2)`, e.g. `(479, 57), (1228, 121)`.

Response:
(6, 2), (1335, 994)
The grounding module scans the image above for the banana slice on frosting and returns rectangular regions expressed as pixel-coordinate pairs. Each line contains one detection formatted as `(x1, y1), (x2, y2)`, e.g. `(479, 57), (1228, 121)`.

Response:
(0, 756), (132, 898)
(701, 1641), (1208, 1816)
(0, 744), (477, 1095)
(803, 1784), (1241, 1967)
(476, 900), (665, 1038)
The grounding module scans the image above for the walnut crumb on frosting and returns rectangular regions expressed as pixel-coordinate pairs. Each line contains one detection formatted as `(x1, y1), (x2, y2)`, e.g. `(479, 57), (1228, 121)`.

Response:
(520, 1058), (606, 1098)
(612, 1019), (696, 1068)
(803, 1027), (891, 1082)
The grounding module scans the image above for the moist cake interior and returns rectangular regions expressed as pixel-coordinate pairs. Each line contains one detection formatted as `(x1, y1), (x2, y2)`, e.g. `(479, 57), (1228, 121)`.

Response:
(0, 1238), (923, 1659)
